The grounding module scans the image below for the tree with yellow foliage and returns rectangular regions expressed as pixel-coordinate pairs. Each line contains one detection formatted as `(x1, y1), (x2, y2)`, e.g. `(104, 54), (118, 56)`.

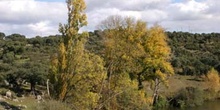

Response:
(99, 15), (147, 81)
(99, 15), (174, 108)
(49, 0), (106, 109)
(205, 68), (220, 92)
(142, 25), (174, 105)
(98, 15), (150, 109)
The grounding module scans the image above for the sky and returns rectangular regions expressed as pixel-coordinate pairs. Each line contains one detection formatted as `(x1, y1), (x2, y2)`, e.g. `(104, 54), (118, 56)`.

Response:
(0, 0), (219, 38)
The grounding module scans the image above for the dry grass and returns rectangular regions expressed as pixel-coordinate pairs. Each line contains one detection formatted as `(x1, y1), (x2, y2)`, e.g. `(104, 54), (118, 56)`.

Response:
(0, 95), (38, 110)
(143, 74), (208, 98)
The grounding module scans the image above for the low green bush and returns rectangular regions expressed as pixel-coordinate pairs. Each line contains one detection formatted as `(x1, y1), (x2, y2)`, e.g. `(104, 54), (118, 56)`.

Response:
(0, 88), (8, 96)
(170, 87), (205, 108)
(153, 95), (168, 110)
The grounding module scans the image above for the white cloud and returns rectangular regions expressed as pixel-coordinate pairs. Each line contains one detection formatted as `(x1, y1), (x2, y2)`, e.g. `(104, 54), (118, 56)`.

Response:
(167, 0), (210, 21)
(0, 0), (66, 37)
(175, 0), (208, 13)
(0, 0), (220, 37)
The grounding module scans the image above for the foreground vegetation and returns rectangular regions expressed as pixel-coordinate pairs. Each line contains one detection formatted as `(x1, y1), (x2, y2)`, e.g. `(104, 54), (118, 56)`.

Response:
(0, 0), (220, 109)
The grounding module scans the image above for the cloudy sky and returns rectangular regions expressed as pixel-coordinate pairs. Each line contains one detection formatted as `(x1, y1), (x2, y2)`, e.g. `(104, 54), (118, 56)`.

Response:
(0, 0), (219, 38)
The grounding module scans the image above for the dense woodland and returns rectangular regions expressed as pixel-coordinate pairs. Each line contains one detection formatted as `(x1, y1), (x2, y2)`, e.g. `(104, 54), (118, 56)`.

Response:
(0, 0), (220, 109)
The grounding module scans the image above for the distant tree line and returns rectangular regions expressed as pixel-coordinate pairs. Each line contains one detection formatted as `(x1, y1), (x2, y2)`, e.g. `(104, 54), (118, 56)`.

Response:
(86, 31), (220, 76)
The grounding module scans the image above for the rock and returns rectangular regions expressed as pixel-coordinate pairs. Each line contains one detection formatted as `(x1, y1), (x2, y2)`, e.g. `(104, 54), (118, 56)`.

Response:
(18, 104), (27, 109)
(4, 80), (9, 86)
(3, 96), (7, 99)
(21, 95), (25, 99)
(0, 96), (5, 101)
(4, 104), (11, 109)
(22, 105), (27, 109)
(6, 90), (12, 99)
(12, 98), (19, 102)
(36, 95), (42, 103)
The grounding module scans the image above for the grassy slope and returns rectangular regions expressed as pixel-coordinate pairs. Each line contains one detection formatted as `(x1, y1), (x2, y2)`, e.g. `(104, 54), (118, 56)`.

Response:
(144, 74), (208, 98)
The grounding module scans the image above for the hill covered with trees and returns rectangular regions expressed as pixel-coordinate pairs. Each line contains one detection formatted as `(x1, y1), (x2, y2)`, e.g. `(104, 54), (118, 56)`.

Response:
(87, 31), (220, 75)
(0, 31), (219, 109)
(0, 0), (220, 109)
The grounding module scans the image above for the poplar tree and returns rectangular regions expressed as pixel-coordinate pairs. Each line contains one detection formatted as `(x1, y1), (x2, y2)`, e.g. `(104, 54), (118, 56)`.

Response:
(49, 1), (106, 109)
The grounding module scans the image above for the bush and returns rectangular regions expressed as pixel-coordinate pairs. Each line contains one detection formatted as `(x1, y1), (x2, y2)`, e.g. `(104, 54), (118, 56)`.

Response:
(205, 68), (220, 92)
(2, 52), (15, 63)
(116, 89), (150, 110)
(170, 87), (204, 108)
(204, 89), (218, 100)
(0, 88), (8, 96)
(153, 95), (168, 110)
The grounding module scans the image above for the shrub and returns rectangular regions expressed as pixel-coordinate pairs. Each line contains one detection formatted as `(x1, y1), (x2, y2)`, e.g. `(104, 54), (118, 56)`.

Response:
(204, 89), (218, 100)
(116, 89), (150, 110)
(2, 52), (15, 63)
(170, 87), (204, 108)
(205, 68), (220, 92)
(153, 95), (168, 110)
(0, 88), (8, 96)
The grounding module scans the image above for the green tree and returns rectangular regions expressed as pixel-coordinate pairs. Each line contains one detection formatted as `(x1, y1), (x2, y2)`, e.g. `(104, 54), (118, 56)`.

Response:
(2, 52), (15, 63)
(5, 33), (26, 42)
(23, 62), (47, 94)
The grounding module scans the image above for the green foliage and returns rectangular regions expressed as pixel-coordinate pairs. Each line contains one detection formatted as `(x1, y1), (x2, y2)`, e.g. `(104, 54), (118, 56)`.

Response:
(2, 52), (15, 63)
(5, 34), (26, 42)
(27, 36), (44, 47)
(171, 87), (204, 108)
(168, 32), (220, 75)
(153, 96), (168, 110)
(0, 88), (8, 96)
(24, 62), (47, 91)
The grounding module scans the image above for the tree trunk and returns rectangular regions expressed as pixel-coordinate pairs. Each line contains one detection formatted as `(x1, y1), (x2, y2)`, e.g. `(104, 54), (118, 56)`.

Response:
(30, 82), (36, 95)
(58, 81), (68, 101)
(152, 78), (160, 105)
(137, 73), (143, 90)
(47, 79), (50, 97)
